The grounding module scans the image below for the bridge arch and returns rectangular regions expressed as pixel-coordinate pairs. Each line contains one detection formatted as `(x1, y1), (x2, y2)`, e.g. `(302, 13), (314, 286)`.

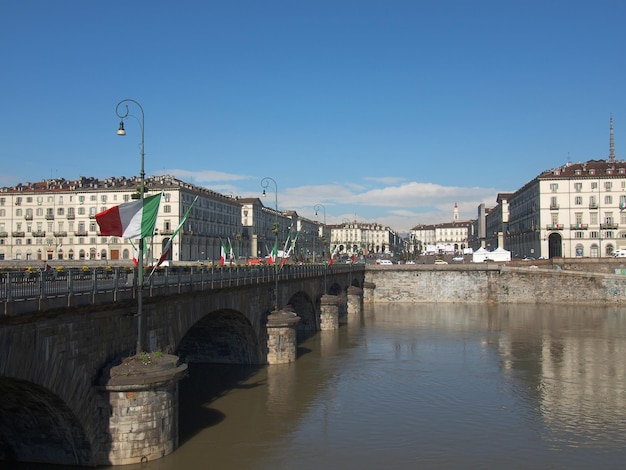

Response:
(176, 309), (264, 365)
(286, 290), (317, 337)
(0, 377), (92, 465)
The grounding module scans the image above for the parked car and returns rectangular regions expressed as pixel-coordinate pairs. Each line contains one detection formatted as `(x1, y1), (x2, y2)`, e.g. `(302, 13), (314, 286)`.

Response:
(376, 259), (393, 265)
(434, 259), (448, 265)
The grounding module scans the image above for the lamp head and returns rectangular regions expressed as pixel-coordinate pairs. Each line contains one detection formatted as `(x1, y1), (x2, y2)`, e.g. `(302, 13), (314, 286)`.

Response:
(117, 121), (126, 136)
(262, 189), (267, 197)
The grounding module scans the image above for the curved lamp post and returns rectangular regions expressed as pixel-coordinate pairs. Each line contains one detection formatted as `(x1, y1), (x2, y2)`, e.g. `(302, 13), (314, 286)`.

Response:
(261, 177), (279, 311)
(116, 98), (146, 355)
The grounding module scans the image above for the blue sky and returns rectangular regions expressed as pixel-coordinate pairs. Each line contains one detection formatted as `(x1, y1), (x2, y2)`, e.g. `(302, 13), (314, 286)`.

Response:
(2, 1), (626, 232)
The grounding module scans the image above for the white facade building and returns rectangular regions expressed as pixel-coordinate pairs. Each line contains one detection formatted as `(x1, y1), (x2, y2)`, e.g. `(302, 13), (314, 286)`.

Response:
(330, 221), (401, 258)
(0, 176), (243, 263)
(410, 204), (471, 255)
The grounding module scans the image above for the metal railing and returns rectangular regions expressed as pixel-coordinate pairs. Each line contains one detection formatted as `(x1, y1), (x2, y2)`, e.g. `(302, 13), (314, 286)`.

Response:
(1, 264), (359, 314)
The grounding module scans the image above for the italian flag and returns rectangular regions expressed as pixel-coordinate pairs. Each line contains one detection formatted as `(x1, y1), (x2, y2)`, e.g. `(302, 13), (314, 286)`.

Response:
(220, 240), (227, 266)
(95, 193), (161, 239)
(268, 239), (278, 266)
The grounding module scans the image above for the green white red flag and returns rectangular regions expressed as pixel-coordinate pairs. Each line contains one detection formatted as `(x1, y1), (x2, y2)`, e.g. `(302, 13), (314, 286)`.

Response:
(95, 193), (161, 239)
(154, 196), (198, 269)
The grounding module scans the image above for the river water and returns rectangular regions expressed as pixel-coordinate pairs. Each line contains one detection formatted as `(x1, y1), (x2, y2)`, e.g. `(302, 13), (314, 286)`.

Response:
(26, 303), (626, 469)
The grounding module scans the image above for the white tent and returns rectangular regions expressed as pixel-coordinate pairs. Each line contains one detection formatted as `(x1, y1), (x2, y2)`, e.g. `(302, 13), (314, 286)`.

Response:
(472, 247), (489, 263)
(472, 247), (511, 263)
(487, 247), (511, 262)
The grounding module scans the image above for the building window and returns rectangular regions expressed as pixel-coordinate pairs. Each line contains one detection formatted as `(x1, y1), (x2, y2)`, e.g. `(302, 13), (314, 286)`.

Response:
(574, 196), (582, 205)
(163, 205), (171, 213)
(575, 232), (585, 239)
(574, 182), (583, 192)
(605, 195), (613, 205)
(591, 182), (598, 189)
(550, 183), (558, 192)
(605, 181), (613, 190)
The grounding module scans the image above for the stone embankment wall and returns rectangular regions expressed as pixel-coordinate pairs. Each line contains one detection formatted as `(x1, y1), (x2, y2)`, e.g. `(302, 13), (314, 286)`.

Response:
(364, 264), (626, 304)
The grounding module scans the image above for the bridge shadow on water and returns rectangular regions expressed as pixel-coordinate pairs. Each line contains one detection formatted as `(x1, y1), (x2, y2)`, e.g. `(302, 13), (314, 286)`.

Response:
(178, 362), (263, 445)
(179, 329), (319, 445)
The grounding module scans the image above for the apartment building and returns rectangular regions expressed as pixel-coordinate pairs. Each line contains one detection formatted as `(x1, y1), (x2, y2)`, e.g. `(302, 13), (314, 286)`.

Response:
(410, 203), (472, 254)
(329, 221), (401, 258)
(505, 158), (626, 259)
(0, 175), (244, 263)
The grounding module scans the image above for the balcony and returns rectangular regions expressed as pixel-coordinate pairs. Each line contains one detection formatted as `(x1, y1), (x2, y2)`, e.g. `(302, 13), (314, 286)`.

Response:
(589, 202), (598, 209)
(12, 231), (25, 237)
(66, 214), (75, 220)
(24, 214), (33, 220)
(160, 229), (174, 236)
(600, 223), (618, 230)
(74, 230), (88, 236)
(45, 214), (55, 220)
(546, 224), (564, 231)
(32, 231), (46, 237)
(570, 224), (588, 230)
(549, 203), (560, 210)
(53, 231), (67, 237)
(0, 232), (8, 238)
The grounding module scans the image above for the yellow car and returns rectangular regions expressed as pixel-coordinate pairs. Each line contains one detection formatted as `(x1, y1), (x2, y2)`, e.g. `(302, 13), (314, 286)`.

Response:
(434, 259), (448, 265)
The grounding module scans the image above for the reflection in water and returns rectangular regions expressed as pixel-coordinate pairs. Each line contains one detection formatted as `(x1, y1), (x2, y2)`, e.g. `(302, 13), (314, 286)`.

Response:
(25, 303), (626, 469)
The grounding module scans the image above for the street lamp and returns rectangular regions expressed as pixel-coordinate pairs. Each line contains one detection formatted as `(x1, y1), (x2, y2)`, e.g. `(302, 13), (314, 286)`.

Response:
(261, 177), (279, 311)
(116, 98), (146, 356)
(314, 203), (326, 262)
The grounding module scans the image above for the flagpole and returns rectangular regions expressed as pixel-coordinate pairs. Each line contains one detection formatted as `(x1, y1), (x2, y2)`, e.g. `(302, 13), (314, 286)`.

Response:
(261, 177), (279, 311)
(116, 98), (145, 356)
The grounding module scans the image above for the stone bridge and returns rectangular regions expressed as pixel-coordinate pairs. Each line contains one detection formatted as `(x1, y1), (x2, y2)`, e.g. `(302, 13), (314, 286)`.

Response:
(0, 267), (365, 467)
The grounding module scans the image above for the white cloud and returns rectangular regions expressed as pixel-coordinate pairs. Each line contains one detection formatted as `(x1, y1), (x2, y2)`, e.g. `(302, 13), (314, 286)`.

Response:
(150, 168), (501, 233)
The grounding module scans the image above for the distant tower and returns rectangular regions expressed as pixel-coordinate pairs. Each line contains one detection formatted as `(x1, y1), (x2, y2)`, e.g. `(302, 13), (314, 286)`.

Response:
(609, 114), (616, 163)
(453, 202), (459, 222)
